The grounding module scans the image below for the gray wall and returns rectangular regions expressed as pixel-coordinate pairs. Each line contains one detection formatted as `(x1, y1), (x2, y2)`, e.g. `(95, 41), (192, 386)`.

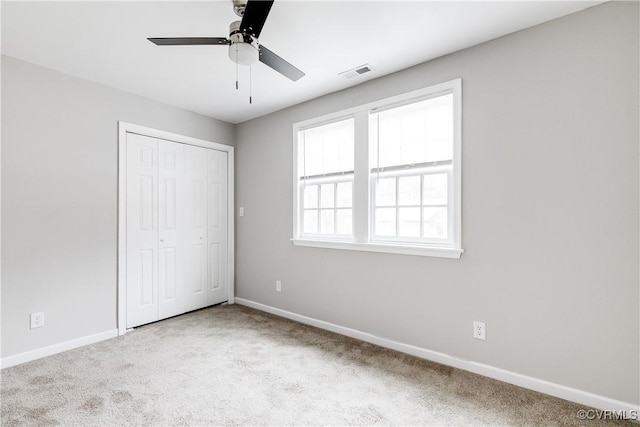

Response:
(1, 56), (235, 357)
(235, 2), (639, 404)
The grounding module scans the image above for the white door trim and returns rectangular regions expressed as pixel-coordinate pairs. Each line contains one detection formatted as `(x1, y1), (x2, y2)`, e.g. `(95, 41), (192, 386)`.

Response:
(117, 121), (235, 336)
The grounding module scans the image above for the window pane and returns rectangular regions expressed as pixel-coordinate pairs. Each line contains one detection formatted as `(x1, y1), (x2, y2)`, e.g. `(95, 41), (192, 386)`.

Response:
(423, 207), (447, 238)
(303, 210), (318, 234)
(336, 209), (353, 235)
(301, 118), (354, 177)
(320, 184), (335, 208)
(375, 94), (453, 169)
(423, 174), (447, 205)
(375, 208), (396, 236)
(375, 178), (396, 206)
(398, 176), (421, 206)
(320, 209), (335, 234)
(336, 181), (352, 208)
(398, 207), (421, 237)
(303, 185), (318, 209)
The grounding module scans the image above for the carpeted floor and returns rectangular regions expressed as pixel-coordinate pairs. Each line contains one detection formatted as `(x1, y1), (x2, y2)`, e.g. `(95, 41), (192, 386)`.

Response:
(0, 304), (632, 426)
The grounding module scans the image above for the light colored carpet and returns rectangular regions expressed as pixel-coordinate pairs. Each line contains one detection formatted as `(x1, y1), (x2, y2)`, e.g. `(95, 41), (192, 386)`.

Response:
(0, 304), (631, 426)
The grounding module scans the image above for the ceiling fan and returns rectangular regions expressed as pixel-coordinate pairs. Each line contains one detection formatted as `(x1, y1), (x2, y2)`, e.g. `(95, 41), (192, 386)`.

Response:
(148, 0), (305, 83)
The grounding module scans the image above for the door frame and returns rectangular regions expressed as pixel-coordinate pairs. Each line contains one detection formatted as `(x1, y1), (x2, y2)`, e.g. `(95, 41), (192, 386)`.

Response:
(117, 121), (235, 336)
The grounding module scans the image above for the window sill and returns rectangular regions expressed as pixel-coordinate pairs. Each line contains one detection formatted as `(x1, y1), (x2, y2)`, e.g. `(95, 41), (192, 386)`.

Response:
(291, 239), (463, 259)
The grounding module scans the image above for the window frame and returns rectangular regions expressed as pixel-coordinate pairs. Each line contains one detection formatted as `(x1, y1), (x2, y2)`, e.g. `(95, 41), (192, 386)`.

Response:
(296, 115), (356, 240)
(370, 164), (453, 246)
(299, 174), (354, 240)
(292, 78), (463, 259)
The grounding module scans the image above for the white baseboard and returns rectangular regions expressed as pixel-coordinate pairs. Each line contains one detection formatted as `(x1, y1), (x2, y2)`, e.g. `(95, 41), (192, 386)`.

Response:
(235, 298), (639, 415)
(1, 329), (119, 369)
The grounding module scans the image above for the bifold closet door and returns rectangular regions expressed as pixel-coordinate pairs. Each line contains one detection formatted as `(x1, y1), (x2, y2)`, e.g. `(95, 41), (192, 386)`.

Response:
(126, 133), (228, 328)
(183, 144), (210, 312)
(157, 139), (185, 320)
(207, 149), (228, 305)
(126, 134), (160, 328)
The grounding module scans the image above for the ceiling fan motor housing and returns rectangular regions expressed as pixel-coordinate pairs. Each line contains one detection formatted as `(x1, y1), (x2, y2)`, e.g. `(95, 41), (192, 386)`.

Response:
(228, 20), (259, 66)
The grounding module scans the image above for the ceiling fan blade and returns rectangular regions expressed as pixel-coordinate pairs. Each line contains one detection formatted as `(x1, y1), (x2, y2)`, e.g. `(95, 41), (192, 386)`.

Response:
(259, 45), (305, 82)
(148, 37), (230, 46)
(239, 0), (274, 38)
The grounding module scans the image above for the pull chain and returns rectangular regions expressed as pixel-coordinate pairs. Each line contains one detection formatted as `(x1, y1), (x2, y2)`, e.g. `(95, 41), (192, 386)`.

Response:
(249, 66), (253, 104)
(235, 45), (239, 90)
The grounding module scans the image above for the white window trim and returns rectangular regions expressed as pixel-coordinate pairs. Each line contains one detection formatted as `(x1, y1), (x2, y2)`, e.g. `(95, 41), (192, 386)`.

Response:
(292, 78), (463, 259)
(291, 238), (463, 259)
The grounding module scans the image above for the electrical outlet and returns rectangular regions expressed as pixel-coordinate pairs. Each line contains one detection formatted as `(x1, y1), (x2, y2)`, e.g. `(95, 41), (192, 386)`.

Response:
(473, 321), (486, 340)
(239, 207), (244, 217)
(30, 312), (45, 329)
(275, 280), (282, 292)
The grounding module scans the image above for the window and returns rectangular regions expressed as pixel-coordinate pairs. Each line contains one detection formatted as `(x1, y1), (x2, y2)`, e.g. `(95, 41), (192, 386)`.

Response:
(371, 94), (454, 245)
(293, 79), (462, 258)
(298, 118), (354, 238)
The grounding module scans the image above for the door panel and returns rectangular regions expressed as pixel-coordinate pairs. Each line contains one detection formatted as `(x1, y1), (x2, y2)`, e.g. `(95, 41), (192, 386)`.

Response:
(139, 176), (154, 231)
(208, 150), (228, 305)
(126, 133), (159, 328)
(139, 249), (155, 305)
(183, 144), (209, 311)
(158, 139), (184, 319)
(159, 247), (177, 300)
(209, 242), (220, 291)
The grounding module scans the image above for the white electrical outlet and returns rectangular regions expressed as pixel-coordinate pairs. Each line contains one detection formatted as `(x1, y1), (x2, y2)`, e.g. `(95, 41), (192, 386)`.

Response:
(275, 280), (282, 292)
(30, 312), (45, 329)
(239, 207), (244, 217)
(473, 321), (486, 340)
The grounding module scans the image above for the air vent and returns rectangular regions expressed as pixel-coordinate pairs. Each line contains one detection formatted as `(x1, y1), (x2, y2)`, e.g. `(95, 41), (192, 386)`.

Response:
(339, 64), (374, 79)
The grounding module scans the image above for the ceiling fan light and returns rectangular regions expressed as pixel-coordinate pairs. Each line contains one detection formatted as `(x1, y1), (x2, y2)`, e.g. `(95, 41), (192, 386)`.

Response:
(229, 42), (259, 66)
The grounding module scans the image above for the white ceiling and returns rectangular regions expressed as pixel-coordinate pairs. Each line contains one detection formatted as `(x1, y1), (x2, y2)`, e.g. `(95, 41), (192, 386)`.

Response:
(2, 1), (602, 124)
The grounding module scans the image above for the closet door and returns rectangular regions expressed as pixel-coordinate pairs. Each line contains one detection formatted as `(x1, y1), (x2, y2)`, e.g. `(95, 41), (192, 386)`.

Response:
(207, 150), (228, 305)
(183, 144), (209, 312)
(126, 134), (159, 328)
(125, 133), (230, 328)
(157, 140), (185, 319)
